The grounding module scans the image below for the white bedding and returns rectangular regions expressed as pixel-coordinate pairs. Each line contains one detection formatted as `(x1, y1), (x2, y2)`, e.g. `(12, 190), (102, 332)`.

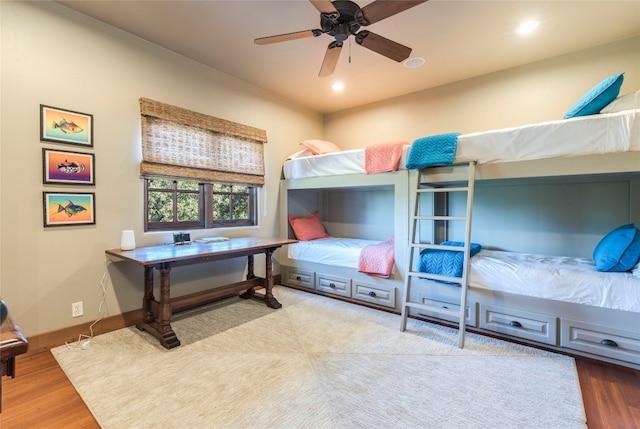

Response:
(469, 250), (640, 313)
(283, 146), (411, 179)
(289, 238), (640, 312)
(287, 237), (379, 269)
(456, 108), (640, 164)
(283, 109), (640, 179)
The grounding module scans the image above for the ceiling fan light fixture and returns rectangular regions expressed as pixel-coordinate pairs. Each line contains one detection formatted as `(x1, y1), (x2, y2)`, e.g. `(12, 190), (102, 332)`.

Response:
(404, 57), (425, 69)
(332, 82), (345, 91)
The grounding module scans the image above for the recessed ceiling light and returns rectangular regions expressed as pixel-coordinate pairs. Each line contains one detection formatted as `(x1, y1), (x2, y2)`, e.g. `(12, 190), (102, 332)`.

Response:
(332, 82), (345, 91)
(516, 20), (540, 34)
(404, 57), (425, 68)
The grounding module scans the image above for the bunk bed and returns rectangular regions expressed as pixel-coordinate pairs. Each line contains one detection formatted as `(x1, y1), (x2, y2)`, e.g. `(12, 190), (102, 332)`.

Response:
(278, 87), (640, 368)
(279, 165), (410, 311)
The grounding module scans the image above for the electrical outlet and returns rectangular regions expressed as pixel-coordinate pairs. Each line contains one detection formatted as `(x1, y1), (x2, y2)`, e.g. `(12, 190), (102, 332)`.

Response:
(72, 301), (83, 318)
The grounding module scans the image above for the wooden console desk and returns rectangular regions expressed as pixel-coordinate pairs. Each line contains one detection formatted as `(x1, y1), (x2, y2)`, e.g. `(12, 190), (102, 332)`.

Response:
(105, 237), (296, 349)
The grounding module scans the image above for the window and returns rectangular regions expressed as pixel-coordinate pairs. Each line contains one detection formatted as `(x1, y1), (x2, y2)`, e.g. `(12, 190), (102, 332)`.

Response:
(145, 179), (203, 231)
(211, 183), (256, 227)
(139, 98), (266, 232)
(144, 179), (257, 231)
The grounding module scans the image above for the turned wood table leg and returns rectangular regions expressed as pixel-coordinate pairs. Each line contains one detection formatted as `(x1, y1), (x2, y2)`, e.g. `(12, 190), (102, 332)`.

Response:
(155, 263), (180, 348)
(239, 250), (281, 308)
(158, 264), (172, 333)
(240, 255), (257, 300)
(137, 263), (180, 349)
(247, 254), (255, 279)
(263, 248), (281, 309)
(141, 266), (154, 324)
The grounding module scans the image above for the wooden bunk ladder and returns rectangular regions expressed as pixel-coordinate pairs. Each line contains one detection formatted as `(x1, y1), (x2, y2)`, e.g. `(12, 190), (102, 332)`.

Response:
(400, 161), (477, 348)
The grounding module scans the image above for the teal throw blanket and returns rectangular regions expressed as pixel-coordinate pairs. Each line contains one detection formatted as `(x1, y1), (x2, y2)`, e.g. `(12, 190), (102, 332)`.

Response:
(406, 132), (461, 169)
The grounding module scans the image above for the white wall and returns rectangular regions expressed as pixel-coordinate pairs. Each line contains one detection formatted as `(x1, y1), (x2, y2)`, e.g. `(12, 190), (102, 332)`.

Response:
(450, 179), (636, 257)
(323, 36), (640, 148)
(0, 1), (322, 337)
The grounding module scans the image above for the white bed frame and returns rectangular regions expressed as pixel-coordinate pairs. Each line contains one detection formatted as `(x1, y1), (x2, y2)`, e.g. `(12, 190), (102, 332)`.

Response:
(279, 170), (409, 311)
(406, 154), (640, 369)
(278, 116), (640, 369)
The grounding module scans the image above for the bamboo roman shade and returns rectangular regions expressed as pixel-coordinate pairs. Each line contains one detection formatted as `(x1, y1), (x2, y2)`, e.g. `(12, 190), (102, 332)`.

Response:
(139, 98), (266, 185)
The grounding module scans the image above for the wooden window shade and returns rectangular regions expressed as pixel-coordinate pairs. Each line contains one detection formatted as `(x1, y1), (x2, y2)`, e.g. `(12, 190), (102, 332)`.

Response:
(139, 98), (266, 186)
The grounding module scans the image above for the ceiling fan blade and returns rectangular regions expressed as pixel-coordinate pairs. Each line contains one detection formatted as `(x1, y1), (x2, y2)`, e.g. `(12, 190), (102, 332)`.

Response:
(360, 0), (428, 25)
(355, 30), (411, 62)
(319, 41), (343, 77)
(309, 0), (339, 17)
(254, 29), (321, 45)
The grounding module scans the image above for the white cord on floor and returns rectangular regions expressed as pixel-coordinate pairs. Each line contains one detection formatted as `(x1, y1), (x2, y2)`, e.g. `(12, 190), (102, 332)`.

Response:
(64, 258), (111, 350)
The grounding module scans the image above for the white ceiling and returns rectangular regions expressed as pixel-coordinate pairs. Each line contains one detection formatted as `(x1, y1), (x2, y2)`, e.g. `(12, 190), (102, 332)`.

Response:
(56, 0), (640, 114)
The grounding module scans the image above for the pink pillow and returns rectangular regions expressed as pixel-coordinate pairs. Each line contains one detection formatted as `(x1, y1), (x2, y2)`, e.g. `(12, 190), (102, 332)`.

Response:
(288, 212), (329, 241)
(300, 139), (341, 155)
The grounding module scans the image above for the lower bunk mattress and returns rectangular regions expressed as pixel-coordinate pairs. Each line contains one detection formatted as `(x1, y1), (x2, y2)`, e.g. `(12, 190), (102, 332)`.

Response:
(288, 239), (640, 313)
(468, 250), (640, 313)
(288, 237), (392, 270)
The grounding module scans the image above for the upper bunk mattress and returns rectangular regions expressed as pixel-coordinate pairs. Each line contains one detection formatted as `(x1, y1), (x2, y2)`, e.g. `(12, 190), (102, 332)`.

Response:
(455, 108), (640, 164)
(283, 109), (640, 179)
(283, 146), (411, 180)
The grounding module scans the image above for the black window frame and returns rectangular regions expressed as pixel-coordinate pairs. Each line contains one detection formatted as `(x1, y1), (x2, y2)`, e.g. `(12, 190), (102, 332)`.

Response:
(144, 179), (257, 232)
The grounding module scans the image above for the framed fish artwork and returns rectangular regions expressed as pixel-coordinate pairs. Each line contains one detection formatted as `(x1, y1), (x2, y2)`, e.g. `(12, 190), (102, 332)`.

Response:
(43, 148), (95, 185)
(40, 105), (93, 147)
(43, 192), (96, 227)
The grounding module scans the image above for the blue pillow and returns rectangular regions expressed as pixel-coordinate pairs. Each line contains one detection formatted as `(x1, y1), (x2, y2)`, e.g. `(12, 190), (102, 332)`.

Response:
(593, 224), (640, 272)
(564, 72), (624, 119)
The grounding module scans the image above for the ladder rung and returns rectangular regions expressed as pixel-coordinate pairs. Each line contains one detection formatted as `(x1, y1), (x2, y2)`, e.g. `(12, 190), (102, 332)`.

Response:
(426, 161), (476, 167)
(413, 215), (467, 221)
(409, 244), (470, 252)
(403, 301), (462, 319)
(407, 270), (462, 283)
(417, 187), (469, 193)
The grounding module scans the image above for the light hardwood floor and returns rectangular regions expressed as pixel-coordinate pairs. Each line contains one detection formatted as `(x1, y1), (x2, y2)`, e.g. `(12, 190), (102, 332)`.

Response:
(1, 351), (639, 428)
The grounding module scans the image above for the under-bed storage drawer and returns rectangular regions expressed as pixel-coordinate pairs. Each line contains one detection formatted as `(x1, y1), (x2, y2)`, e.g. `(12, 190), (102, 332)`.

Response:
(352, 281), (396, 309)
(417, 294), (477, 327)
(480, 304), (557, 345)
(561, 319), (640, 365)
(316, 273), (351, 298)
(282, 267), (315, 290)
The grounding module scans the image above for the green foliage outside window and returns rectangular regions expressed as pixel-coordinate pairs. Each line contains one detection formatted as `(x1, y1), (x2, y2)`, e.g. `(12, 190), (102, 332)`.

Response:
(145, 179), (255, 231)
(212, 184), (250, 222)
(148, 191), (173, 222)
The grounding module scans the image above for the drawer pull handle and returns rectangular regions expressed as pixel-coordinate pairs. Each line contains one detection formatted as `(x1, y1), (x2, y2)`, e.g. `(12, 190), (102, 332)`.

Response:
(296, 276), (302, 281)
(368, 291), (377, 297)
(509, 321), (522, 328)
(329, 282), (336, 288)
(600, 339), (618, 348)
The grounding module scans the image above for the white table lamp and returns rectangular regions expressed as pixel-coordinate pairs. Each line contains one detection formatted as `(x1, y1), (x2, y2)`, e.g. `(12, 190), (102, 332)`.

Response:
(120, 230), (136, 250)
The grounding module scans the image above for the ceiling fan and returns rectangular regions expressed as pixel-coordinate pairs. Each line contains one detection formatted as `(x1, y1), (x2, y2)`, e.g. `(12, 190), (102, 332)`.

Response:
(254, 0), (428, 77)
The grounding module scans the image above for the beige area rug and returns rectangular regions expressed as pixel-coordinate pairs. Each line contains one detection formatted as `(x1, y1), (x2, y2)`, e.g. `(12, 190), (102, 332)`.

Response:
(52, 286), (587, 429)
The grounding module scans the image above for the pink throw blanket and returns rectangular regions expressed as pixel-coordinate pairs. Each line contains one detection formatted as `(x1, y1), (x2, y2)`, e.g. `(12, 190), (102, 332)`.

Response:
(358, 237), (395, 278)
(364, 141), (409, 174)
